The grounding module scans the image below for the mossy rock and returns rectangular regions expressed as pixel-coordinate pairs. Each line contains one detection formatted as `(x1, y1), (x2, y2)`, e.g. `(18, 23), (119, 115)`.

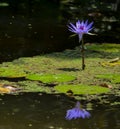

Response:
(26, 74), (76, 83)
(96, 74), (120, 83)
(0, 68), (26, 78)
(54, 84), (110, 95)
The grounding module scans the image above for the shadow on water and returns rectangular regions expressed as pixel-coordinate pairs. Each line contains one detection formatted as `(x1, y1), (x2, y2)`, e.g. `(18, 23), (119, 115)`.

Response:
(0, 93), (120, 129)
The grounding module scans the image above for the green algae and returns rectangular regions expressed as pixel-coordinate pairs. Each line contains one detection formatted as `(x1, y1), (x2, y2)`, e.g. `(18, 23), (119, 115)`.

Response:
(0, 67), (26, 78)
(87, 43), (120, 53)
(0, 43), (119, 98)
(54, 84), (110, 95)
(26, 74), (76, 83)
(18, 81), (52, 93)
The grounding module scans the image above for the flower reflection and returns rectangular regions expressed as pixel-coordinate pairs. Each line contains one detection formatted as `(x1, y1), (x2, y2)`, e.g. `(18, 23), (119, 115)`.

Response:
(65, 101), (91, 120)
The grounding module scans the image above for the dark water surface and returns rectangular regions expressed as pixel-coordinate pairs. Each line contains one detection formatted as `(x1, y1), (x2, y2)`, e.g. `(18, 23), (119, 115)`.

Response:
(0, 93), (120, 129)
(0, 0), (120, 62)
(0, 0), (78, 62)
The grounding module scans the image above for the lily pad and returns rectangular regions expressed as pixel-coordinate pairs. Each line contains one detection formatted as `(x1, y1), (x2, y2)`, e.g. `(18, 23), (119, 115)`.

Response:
(26, 74), (76, 83)
(96, 74), (120, 83)
(54, 84), (110, 95)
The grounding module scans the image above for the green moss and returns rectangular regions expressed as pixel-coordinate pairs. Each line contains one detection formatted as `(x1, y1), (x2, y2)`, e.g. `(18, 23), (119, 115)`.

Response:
(54, 84), (110, 95)
(26, 74), (76, 83)
(96, 74), (120, 83)
(0, 67), (26, 78)
(18, 81), (52, 93)
(87, 44), (120, 53)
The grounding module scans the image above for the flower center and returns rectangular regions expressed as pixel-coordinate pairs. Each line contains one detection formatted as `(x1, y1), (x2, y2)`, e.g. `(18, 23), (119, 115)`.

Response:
(80, 26), (84, 30)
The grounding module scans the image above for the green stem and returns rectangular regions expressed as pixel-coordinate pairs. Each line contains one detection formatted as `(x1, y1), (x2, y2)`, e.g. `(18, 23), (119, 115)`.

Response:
(81, 38), (85, 70)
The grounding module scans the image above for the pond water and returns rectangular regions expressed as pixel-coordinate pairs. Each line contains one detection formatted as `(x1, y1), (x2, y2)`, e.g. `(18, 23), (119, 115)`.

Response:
(0, 0), (120, 62)
(0, 2), (120, 128)
(0, 0), (76, 62)
(0, 93), (120, 129)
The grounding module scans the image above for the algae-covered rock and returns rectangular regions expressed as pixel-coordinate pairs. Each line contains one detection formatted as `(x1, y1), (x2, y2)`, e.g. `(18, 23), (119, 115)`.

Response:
(54, 84), (110, 95)
(26, 74), (76, 83)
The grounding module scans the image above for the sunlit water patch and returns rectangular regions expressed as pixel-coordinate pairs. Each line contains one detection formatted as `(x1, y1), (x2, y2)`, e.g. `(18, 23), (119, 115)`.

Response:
(0, 93), (119, 129)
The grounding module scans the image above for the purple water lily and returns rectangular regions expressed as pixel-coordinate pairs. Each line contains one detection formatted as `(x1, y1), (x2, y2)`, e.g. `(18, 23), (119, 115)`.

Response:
(65, 101), (91, 120)
(67, 20), (94, 70)
(68, 20), (94, 42)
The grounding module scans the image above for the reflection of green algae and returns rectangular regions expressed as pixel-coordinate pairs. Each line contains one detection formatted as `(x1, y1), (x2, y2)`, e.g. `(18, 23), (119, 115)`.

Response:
(54, 84), (110, 95)
(26, 74), (76, 83)
(96, 74), (120, 84)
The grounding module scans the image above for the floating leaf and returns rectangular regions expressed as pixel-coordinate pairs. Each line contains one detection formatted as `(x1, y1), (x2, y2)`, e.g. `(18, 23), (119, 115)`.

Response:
(96, 74), (120, 84)
(54, 84), (110, 95)
(26, 74), (76, 83)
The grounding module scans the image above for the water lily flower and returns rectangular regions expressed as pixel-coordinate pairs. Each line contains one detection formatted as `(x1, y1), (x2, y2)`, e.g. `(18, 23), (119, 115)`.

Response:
(67, 20), (94, 70)
(68, 20), (94, 42)
(65, 101), (91, 120)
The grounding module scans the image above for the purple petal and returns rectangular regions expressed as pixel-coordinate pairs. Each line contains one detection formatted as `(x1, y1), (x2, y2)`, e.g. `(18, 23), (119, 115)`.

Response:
(76, 20), (81, 28)
(84, 20), (88, 26)
(68, 27), (76, 33)
(67, 24), (77, 32)
(81, 20), (84, 26)
(83, 109), (91, 118)
(86, 22), (94, 30)
(87, 27), (94, 32)
(67, 20), (94, 38)
(69, 23), (77, 31)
